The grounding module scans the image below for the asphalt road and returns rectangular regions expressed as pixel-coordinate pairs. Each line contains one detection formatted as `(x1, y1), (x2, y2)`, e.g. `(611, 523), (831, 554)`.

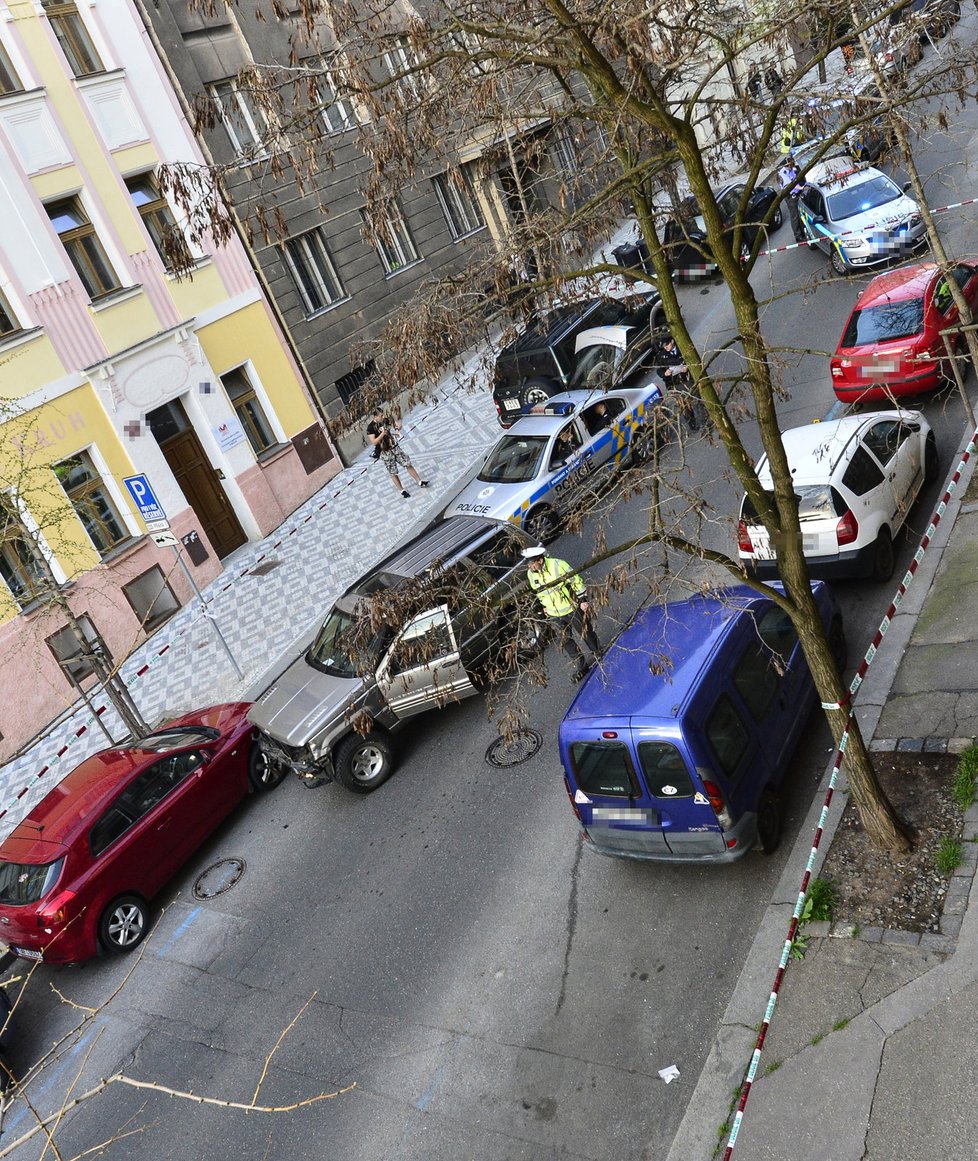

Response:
(7, 32), (978, 1161)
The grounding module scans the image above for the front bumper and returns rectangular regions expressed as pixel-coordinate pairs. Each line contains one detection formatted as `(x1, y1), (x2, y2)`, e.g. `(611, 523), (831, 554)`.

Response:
(256, 732), (333, 786)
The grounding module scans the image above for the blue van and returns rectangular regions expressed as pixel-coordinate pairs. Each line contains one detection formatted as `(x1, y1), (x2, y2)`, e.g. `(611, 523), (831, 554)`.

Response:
(558, 583), (845, 863)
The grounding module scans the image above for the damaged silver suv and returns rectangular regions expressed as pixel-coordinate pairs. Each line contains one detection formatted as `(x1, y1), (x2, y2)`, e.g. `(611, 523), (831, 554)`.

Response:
(248, 516), (539, 794)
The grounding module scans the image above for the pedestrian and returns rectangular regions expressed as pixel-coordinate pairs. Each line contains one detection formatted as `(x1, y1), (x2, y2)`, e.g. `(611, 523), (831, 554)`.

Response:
(366, 408), (429, 498)
(778, 153), (807, 244)
(655, 336), (704, 431)
(747, 70), (763, 101)
(765, 66), (783, 96)
(522, 546), (600, 682)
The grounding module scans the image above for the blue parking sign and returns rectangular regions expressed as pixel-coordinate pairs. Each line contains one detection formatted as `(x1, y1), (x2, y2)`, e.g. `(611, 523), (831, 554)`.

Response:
(123, 474), (166, 523)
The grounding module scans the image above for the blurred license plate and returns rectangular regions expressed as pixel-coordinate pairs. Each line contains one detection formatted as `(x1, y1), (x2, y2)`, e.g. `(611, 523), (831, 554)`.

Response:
(13, 947), (42, 961)
(803, 533), (819, 552)
(502, 398), (521, 411)
(753, 541), (775, 560)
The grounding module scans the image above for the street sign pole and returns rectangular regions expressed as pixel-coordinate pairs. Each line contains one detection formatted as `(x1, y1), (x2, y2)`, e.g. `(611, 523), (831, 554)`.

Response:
(171, 545), (244, 681)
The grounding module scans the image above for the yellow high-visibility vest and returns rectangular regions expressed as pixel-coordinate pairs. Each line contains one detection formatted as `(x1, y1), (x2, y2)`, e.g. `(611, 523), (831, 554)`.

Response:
(528, 557), (584, 618)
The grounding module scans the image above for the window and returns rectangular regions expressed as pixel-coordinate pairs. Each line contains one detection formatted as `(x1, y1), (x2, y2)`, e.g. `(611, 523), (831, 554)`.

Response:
(0, 512), (46, 607)
(637, 742), (696, 799)
(0, 289), (20, 338)
(732, 642), (781, 723)
(757, 605), (799, 660)
(318, 66), (358, 133)
(54, 451), (127, 556)
(334, 360), (375, 407)
(209, 80), (268, 154)
(90, 754), (203, 857)
(390, 609), (454, 674)
(0, 40), (23, 95)
(569, 741), (638, 797)
(222, 366), (275, 455)
(382, 34), (421, 98)
(283, 228), (346, 315)
(551, 130), (578, 174)
(433, 167), (485, 240)
(704, 696), (750, 780)
(841, 445), (885, 495)
(363, 203), (419, 275)
(46, 197), (120, 300)
(863, 421), (913, 467)
(122, 566), (180, 631)
(41, 0), (103, 78)
(46, 615), (110, 684)
(125, 174), (190, 272)
(470, 530), (525, 579)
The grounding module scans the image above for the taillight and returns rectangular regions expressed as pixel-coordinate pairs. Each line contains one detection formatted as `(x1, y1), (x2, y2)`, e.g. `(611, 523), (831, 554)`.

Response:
(831, 364), (842, 378)
(702, 779), (734, 830)
(737, 519), (753, 553)
(836, 509), (859, 546)
(38, 889), (76, 932)
(562, 775), (582, 823)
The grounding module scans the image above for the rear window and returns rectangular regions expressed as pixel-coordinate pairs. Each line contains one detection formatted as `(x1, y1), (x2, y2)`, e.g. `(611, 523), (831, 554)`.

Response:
(0, 857), (64, 905)
(841, 299), (924, 347)
(570, 741), (638, 797)
(732, 642), (780, 722)
(742, 486), (843, 523)
(637, 742), (696, 798)
(705, 696), (750, 779)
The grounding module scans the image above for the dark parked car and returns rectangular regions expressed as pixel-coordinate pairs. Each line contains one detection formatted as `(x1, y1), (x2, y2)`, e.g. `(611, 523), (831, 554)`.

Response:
(491, 281), (664, 426)
(895, 0), (961, 40)
(664, 181), (783, 276)
(0, 704), (282, 964)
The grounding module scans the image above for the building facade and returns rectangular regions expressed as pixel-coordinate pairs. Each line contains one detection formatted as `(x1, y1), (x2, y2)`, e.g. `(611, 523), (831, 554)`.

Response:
(0, 0), (338, 760)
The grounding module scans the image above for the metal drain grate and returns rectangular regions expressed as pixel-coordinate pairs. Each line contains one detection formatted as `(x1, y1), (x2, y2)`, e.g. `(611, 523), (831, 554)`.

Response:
(248, 560), (282, 577)
(193, 857), (246, 900)
(485, 730), (543, 768)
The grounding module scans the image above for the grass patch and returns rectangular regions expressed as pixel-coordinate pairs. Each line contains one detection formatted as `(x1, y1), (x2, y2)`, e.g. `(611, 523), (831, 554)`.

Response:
(806, 877), (837, 923)
(952, 745), (978, 810)
(763, 1060), (782, 1075)
(832, 1017), (850, 1032)
(811, 1032), (824, 1046)
(935, 835), (962, 875)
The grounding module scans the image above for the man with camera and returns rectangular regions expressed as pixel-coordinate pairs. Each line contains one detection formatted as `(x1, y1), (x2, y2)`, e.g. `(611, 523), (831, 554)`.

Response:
(366, 408), (429, 498)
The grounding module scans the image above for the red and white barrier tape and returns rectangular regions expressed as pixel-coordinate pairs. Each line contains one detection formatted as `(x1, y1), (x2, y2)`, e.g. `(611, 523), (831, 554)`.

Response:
(722, 425), (978, 1159)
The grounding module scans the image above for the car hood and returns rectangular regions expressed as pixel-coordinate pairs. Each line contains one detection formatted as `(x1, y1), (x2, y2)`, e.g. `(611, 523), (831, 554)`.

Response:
(248, 657), (365, 748)
(443, 478), (527, 522)
(835, 195), (918, 233)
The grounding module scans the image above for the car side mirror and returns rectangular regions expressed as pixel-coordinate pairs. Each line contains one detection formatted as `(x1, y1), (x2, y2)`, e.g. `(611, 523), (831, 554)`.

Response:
(902, 181), (913, 193)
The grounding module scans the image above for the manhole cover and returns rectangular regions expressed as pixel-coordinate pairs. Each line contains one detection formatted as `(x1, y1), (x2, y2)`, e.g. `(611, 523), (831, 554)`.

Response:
(485, 730), (543, 768)
(193, 857), (246, 900)
(248, 560), (281, 577)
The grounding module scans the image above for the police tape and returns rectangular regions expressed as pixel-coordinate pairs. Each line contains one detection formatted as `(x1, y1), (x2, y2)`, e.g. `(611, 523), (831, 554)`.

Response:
(720, 424), (978, 1161)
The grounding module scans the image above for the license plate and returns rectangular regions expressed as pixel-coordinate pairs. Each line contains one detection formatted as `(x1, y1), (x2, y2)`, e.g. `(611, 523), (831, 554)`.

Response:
(502, 398), (521, 411)
(13, 947), (42, 961)
(802, 533), (819, 552)
(753, 541), (775, 561)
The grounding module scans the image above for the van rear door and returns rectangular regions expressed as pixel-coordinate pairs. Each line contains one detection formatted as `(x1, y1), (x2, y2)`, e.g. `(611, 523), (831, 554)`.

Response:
(634, 737), (727, 857)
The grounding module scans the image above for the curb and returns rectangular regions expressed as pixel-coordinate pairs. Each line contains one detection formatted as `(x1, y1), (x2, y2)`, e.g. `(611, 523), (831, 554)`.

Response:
(664, 433), (978, 1161)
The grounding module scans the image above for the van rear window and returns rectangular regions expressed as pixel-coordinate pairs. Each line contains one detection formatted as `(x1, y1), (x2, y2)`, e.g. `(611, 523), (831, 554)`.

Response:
(0, 857), (64, 906)
(570, 742), (638, 797)
(637, 743), (696, 798)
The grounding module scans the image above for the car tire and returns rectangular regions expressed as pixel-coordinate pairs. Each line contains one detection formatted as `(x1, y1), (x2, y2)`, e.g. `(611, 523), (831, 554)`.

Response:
(334, 730), (395, 794)
(524, 506), (560, 543)
(515, 615), (546, 660)
(521, 378), (557, 409)
(756, 790), (783, 855)
(99, 895), (149, 955)
(771, 206), (783, 230)
(829, 616), (848, 671)
(871, 527), (895, 583)
(925, 432), (939, 483)
(630, 425), (660, 464)
(248, 742), (286, 792)
(830, 247), (849, 276)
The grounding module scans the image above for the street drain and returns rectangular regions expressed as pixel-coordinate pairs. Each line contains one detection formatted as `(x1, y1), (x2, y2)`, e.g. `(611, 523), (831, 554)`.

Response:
(485, 730), (542, 767)
(193, 857), (246, 900)
(248, 560), (281, 577)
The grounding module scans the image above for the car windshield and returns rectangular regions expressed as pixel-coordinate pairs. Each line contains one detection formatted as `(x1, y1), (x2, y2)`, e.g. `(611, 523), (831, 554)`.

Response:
(478, 436), (548, 483)
(841, 299), (925, 346)
(569, 343), (622, 390)
(136, 728), (219, 752)
(307, 607), (363, 678)
(0, 857), (65, 906)
(743, 485), (842, 523)
(826, 174), (901, 220)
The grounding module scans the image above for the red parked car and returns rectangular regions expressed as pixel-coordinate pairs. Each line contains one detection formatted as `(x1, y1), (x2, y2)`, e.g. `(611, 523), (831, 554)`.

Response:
(830, 261), (978, 403)
(0, 704), (282, 965)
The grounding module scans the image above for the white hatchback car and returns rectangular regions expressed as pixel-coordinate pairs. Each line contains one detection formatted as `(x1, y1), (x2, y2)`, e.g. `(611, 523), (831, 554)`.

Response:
(737, 411), (937, 582)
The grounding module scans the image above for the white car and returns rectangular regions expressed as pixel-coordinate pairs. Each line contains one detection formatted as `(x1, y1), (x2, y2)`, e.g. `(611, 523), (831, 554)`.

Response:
(737, 411), (938, 581)
(797, 159), (927, 274)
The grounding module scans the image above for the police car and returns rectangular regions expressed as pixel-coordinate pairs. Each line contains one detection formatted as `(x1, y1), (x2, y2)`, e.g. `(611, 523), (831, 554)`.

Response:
(443, 381), (666, 541)
(797, 158), (927, 275)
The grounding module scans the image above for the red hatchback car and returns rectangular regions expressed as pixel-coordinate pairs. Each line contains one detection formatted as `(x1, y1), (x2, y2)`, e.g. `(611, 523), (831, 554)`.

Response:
(0, 704), (282, 964)
(830, 261), (978, 403)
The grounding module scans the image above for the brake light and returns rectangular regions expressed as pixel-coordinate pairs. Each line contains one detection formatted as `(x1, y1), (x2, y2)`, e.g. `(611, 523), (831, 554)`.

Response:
(836, 508), (859, 546)
(737, 519), (753, 553)
(831, 364), (842, 378)
(702, 779), (734, 830)
(38, 889), (77, 932)
(562, 775), (582, 823)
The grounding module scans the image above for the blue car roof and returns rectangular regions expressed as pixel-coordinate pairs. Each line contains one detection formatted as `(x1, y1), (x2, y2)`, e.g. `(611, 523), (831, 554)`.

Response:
(563, 583), (799, 725)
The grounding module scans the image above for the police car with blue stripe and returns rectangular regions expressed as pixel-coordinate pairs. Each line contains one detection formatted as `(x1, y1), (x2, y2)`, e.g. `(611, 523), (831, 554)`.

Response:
(445, 331), (667, 541)
(797, 157), (927, 275)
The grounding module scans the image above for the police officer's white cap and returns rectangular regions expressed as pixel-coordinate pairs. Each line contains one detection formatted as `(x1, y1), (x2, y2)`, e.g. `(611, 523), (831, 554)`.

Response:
(522, 545), (547, 559)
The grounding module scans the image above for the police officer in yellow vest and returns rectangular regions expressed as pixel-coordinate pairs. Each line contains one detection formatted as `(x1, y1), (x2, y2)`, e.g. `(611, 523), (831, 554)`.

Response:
(522, 545), (600, 681)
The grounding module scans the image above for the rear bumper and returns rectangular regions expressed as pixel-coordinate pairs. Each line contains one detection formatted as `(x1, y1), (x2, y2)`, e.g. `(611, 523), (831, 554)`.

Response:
(833, 368), (940, 402)
(582, 814), (756, 864)
(743, 540), (878, 581)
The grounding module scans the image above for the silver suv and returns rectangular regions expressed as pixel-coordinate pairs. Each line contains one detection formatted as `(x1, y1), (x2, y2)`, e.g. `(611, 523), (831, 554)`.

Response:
(248, 517), (538, 794)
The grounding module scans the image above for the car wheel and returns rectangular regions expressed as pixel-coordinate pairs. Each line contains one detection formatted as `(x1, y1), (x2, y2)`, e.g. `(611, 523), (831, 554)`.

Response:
(871, 527), (895, 583)
(925, 432), (939, 483)
(830, 247), (849, 276)
(521, 378), (556, 409)
(771, 206), (783, 230)
(248, 742), (286, 792)
(829, 616), (848, 671)
(524, 506), (560, 543)
(334, 730), (394, 794)
(756, 790), (783, 855)
(630, 426), (660, 464)
(99, 895), (149, 955)
(515, 615), (546, 660)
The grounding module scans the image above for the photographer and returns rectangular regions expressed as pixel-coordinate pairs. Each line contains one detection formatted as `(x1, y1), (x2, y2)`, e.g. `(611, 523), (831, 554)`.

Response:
(366, 409), (429, 498)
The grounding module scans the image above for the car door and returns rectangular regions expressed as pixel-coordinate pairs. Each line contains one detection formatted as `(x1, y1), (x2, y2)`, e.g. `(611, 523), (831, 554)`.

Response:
(548, 419), (595, 511)
(376, 605), (477, 720)
(861, 418), (922, 529)
(798, 187), (829, 253)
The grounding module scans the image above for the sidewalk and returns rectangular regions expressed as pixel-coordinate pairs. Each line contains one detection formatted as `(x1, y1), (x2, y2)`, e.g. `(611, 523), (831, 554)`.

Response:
(667, 438), (978, 1161)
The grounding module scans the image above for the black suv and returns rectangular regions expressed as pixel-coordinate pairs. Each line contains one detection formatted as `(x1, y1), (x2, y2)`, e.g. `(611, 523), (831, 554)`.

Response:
(492, 290), (663, 426)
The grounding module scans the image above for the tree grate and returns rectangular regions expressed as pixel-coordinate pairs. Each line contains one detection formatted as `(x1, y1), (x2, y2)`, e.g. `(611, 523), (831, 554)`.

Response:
(193, 857), (246, 900)
(485, 730), (543, 767)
